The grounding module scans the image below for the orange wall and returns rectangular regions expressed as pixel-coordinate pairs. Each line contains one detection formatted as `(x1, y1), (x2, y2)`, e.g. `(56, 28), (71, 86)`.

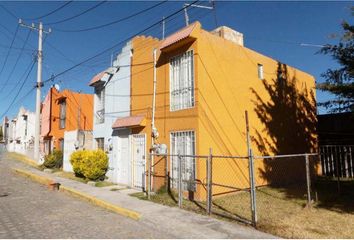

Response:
(47, 87), (93, 149)
(130, 22), (317, 198)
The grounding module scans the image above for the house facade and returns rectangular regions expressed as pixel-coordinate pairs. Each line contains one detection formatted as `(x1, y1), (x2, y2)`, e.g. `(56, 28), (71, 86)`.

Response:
(90, 22), (317, 198)
(89, 42), (132, 183)
(5, 107), (35, 158)
(2, 117), (9, 144)
(40, 86), (94, 166)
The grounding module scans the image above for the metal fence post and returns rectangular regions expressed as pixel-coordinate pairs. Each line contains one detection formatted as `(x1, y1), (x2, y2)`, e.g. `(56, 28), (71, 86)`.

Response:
(245, 111), (257, 227)
(165, 155), (169, 192)
(206, 148), (213, 215)
(147, 152), (151, 200)
(178, 154), (183, 208)
(249, 149), (257, 227)
(305, 154), (312, 207)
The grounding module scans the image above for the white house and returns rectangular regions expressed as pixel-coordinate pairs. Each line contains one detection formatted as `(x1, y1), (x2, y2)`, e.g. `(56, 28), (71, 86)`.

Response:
(6, 107), (35, 159)
(89, 41), (132, 184)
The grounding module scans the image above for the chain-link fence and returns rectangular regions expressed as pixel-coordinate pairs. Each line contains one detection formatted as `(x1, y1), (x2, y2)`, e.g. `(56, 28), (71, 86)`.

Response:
(146, 151), (318, 227)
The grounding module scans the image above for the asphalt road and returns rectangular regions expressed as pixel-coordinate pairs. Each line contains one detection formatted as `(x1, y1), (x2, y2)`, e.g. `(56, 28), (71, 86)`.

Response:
(0, 150), (171, 239)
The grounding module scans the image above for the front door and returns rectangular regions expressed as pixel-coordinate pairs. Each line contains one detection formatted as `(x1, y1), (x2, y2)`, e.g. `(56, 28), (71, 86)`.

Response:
(132, 134), (146, 189)
(116, 130), (131, 186)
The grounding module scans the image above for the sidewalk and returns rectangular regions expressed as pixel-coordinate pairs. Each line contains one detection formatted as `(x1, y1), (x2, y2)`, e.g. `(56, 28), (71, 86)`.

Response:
(7, 154), (276, 239)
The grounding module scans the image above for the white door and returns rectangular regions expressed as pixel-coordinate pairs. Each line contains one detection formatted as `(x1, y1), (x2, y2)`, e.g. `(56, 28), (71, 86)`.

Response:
(117, 130), (131, 186)
(132, 134), (146, 189)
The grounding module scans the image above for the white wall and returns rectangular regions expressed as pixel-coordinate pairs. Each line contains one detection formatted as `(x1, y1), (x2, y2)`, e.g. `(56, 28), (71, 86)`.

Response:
(63, 130), (93, 172)
(92, 41), (132, 183)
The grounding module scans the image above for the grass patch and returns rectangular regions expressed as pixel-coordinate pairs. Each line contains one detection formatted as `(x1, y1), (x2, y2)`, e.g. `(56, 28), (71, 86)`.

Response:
(129, 181), (354, 238)
(95, 181), (115, 187)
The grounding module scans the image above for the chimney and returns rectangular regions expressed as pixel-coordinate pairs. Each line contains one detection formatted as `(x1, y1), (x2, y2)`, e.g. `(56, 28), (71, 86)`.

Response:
(211, 26), (244, 46)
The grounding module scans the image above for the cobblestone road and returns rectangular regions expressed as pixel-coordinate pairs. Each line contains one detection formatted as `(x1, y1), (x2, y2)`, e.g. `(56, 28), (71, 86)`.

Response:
(0, 151), (171, 239)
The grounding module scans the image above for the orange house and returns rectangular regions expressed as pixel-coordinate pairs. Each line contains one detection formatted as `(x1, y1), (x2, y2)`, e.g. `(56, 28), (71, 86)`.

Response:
(41, 86), (93, 154)
(110, 22), (317, 199)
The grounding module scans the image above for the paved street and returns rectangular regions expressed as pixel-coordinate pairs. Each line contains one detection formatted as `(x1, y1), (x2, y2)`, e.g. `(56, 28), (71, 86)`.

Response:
(0, 151), (172, 239)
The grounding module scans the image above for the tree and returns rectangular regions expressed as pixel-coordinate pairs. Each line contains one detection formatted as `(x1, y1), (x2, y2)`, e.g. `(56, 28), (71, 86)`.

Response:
(317, 9), (354, 112)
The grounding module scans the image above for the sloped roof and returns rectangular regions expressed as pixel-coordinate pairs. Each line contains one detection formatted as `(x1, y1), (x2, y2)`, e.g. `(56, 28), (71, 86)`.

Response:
(89, 71), (106, 86)
(160, 22), (199, 50)
(112, 115), (146, 129)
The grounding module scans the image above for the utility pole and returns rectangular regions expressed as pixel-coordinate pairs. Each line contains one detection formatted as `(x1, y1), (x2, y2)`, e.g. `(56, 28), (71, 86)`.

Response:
(19, 20), (51, 163)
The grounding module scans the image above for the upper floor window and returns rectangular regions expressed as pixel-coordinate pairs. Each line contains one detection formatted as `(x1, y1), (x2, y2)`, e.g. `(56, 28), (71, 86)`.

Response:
(170, 50), (194, 111)
(59, 99), (66, 129)
(258, 64), (264, 80)
(95, 87), (105, 124)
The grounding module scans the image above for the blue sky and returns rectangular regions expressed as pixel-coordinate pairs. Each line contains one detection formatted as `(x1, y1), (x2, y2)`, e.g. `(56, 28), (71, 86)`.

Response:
(0, 1), (352, 119)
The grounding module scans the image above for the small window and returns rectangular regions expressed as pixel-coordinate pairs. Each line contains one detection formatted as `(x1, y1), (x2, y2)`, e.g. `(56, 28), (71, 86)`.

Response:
(258, 64), (264, 80)
(59, 138), (64, 151)
(95, 87), (105, 124)
(96, 138), (104, 150)
(59, 100), (66, 129)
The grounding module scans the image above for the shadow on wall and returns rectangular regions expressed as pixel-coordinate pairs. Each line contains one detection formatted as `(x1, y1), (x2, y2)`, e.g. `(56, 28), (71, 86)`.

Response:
(250, 62), (318, 192)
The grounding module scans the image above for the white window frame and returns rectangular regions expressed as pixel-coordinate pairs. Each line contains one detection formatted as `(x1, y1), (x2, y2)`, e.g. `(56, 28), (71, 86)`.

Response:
(95, 87), (105, 124)
(170, 130), (196, 191)
(169, 50), (195, 111)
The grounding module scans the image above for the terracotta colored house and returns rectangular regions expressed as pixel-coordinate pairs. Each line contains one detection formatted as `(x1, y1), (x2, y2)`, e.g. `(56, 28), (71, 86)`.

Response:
(40, 86), (94, 155)
(91, 22), (317, 199)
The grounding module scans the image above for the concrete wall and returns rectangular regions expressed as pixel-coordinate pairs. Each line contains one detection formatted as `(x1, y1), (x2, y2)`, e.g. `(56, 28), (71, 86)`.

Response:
(91, 41), (132, 182)
(63, 130), (93, 172)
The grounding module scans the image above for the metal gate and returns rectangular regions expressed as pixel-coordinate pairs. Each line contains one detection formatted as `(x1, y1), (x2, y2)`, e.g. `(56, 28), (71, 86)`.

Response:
(319, 145), (354, 178)
(132, 134), (146, 189)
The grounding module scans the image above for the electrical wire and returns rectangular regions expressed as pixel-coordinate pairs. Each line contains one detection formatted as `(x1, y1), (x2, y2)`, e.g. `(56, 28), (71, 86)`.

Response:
(0, 24), (19, 80)
(24, 1), (73, 20)
(46, 1), (107, 25)
(0, 4), (19, 20)
(53, 0), (168, 32)
(43, 0), (199, 85)
(0, 60), (35, 119)
(0, 29), (32, 95)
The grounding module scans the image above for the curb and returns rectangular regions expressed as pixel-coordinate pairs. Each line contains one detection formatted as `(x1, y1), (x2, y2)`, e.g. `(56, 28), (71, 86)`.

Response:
(12, 168), (141, 221)
(8, 152), (38, 168)
(59, 185), (141, 221)
(13, 168), (54, 185)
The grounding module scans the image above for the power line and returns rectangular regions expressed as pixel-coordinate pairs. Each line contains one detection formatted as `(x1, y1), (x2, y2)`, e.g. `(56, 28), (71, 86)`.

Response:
(0, 29), (32, 95)
(44, 0), (199, 85)
(46, 1), (107, 25)
(0, 24), (19, 81)
(53, 0), (168, 33)
(0, 61), (35, 119)
(0, 4), (19, 20)
(24, 1), (73, 21)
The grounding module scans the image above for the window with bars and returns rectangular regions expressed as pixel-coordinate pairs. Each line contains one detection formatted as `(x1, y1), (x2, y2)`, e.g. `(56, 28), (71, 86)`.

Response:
(170, 50), (194, 111)
(59, 100), (66, 129)
(170, 130), (196, 191)
(95, 87), (105, 124)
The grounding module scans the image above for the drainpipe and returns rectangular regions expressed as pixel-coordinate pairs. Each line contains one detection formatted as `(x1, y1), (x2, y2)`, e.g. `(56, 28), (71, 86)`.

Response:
(150, 48), (157, 194)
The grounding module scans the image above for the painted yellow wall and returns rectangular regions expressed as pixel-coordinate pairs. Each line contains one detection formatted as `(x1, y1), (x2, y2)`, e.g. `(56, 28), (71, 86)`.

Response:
(196, 25), (317, 196)
(130, 22), (317, 199)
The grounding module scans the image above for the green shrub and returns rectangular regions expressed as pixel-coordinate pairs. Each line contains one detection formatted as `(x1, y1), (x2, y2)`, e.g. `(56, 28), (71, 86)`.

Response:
(70, 149), (108, 181)
(43, 150), (63, 169)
